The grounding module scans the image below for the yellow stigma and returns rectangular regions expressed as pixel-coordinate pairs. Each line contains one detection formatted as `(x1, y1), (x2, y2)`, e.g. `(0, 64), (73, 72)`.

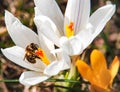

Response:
(66, 22), (74, 38)
(35, 48), (50, 65)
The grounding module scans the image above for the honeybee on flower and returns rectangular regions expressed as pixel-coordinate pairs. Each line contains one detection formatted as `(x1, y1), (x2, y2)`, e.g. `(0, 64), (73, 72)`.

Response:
(1, 11), (70, 86)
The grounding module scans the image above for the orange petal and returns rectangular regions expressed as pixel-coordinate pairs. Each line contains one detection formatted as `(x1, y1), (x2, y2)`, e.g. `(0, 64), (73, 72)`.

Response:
(109, 56), (120, 84)
(90, 85), (111, 92)
(90, 49), (107, 74)
(93, 69), (111, 88)
(76, 60), (94, 83)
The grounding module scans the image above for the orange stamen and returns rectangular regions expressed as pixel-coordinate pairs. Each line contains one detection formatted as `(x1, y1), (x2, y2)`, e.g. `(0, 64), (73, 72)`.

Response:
(66, 22), (74, 38)
(35, 48), (50, 65)
(69, 22), (74, 31)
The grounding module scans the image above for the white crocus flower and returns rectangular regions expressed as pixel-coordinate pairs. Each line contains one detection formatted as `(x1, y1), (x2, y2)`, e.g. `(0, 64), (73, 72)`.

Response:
(34, 0), (116, 56)
(1, 11), (70, 86)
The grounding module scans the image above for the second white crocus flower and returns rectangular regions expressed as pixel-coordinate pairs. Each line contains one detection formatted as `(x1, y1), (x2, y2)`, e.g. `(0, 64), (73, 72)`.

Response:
(1, 11), (70, 86)
(34, 0), (116, 56)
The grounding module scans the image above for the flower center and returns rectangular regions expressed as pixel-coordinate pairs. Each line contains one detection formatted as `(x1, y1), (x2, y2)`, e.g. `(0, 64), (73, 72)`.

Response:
(24, 43), (50, 65)
(35, 48), (50, 65)
(66, 22), (74, 38)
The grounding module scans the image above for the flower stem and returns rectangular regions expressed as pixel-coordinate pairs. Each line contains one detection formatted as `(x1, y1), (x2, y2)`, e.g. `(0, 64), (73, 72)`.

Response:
(46, 79), (80, 83)
(54, 55), (80, 92)
(0, 79), (19, 82)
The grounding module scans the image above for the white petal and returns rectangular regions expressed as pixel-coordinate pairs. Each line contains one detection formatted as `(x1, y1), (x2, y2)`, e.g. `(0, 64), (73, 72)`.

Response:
(59, 52), (71, 70)
(51, 48), (71, 70)
(34, 15), (60, 47)
(44, 60), (70, 76)
(34, 0), (64, 35)
(60, 37), (73, 55)
(5, 10), (39, 48)
(19, 71), (50, 86)
(60, 25), (93, 56)
(1, 46), (46, 71)
(53, 49), (71, 69)
(34, 7), (62, 38)
(89, 4), (116, 39)
(38, 33), (56, 61)
(64, 0), (90, 34)
(60, 37), (83, 55)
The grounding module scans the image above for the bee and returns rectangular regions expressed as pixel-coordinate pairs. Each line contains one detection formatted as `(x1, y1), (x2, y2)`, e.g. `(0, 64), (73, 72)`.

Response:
(24, 43), (40, 64)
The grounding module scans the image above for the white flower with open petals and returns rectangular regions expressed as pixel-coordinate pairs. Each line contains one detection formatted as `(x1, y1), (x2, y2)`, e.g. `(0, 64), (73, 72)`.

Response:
(1, 11), (70, 86)
(34, 0), (116, 56)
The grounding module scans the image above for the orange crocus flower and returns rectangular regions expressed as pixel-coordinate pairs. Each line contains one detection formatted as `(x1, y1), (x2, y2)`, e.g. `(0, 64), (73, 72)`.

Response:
(76, 49), (119, 92)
